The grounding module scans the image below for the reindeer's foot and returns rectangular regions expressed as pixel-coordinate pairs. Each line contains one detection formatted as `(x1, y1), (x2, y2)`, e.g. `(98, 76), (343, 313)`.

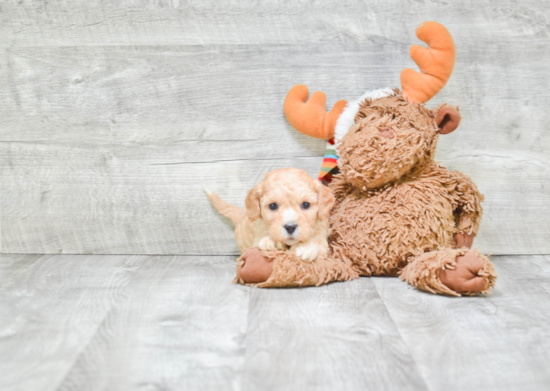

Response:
(440, 251), (492, 294)
(401, 248), (497, 296)
(236, 248), (273, 284)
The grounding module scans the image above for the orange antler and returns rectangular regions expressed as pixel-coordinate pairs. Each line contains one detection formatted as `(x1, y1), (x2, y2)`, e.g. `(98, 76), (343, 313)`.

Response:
(401, 21), (456, 103)
(283, 85), (347, 139)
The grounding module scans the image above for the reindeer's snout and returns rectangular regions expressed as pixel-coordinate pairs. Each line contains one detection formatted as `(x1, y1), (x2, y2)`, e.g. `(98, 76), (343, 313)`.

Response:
(379, 127), (395, 139)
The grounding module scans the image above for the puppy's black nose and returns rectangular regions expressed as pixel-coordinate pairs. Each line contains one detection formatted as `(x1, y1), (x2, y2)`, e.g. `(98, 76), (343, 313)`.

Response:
(284, 223), (297, 234)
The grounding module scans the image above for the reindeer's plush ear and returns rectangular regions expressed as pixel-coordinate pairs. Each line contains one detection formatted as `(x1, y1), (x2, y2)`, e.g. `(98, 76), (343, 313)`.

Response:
(317, 183), (335, 221)
(435, 105), (461, 134)
(245, 183), (262, 221)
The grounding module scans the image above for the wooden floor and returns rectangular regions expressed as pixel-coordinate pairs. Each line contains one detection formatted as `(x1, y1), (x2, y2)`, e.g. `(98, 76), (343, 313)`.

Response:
(0, 253), (548, 391)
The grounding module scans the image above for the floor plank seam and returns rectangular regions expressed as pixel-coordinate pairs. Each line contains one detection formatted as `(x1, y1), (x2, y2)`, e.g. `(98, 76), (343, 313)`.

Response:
(148, 155), (320, 165)
(2, 253), (549, 257)
(50, 255), (148, 390)
(371, 280), (434, 391)
(237, 285), (253, 391)
(0, 253), (242, 256)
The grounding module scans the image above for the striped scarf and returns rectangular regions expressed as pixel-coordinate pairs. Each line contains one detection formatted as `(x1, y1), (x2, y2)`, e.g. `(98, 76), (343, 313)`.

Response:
(318, 138), (339, 185)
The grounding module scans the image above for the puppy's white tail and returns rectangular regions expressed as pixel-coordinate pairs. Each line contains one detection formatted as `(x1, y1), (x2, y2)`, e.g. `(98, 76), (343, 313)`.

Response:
(205, 188), (245, 226)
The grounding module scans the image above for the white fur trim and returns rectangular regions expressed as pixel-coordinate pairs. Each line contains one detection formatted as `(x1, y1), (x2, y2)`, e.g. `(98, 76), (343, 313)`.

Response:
(333, 87), (395, 145)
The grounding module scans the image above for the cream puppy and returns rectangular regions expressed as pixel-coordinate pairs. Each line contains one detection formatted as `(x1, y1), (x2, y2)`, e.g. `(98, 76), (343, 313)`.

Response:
(206, 168), (335, 262)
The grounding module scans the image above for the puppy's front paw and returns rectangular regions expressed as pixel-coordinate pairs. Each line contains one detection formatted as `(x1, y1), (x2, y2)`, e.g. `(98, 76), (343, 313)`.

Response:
(292, 242), (321, 262)
(258, 236), (278, 251)
(275, 241), (287, 250)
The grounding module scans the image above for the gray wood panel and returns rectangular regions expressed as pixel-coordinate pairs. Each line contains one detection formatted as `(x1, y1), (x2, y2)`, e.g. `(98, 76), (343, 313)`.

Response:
(0, 253), (147, 391)
(242, 279), (428, 391)
(2, 142), (548, 254)
(0, 147), (322, 254)
(1, 254), (549, 391)
(57, 255), (249, 391)
(1, 1), (548, 46)
(373, 255), (550, 391)
(2, 43), (549, 152)
(1, 40), (549, 254)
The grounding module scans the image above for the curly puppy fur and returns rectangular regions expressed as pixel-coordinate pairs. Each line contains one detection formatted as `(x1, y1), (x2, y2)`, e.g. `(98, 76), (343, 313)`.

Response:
(239, 91), (497, 296)
(207, 168), (334, 262)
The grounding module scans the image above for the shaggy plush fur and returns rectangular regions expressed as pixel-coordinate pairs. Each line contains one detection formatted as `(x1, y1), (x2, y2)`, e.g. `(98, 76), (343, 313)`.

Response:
(236, 90), (497, 296)
(333, 87), (394, 143)
(400, 248), (497, 296)
(236, 250), (359, 288)
(328, 156), (483, 277)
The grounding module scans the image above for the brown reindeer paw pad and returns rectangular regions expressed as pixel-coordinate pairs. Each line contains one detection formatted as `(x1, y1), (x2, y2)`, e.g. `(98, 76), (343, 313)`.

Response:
(237, 248), (273, 284)
(440, 251), (489, 294)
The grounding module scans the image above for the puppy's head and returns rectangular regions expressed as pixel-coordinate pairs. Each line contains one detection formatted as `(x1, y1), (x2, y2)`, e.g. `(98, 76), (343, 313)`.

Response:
(245, 168), (334, 246)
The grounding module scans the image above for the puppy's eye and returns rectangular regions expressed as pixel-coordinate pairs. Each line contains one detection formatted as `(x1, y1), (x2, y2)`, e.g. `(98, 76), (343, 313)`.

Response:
(269, 203), (278, 211)
(302, 202), (310, 210)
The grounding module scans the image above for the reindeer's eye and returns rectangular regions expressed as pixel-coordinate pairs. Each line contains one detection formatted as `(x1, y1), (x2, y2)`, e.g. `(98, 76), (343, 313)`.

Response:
(302, 202), (310, 210)
(269, 203), (278, 211)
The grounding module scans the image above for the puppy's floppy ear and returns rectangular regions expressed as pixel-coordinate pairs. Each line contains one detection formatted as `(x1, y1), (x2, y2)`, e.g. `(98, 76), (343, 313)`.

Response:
(245, 183), (263, 221)
(317, 183), (335, 221)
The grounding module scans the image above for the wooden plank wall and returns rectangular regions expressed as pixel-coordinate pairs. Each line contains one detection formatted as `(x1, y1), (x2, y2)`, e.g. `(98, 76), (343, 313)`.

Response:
(1, 1), (549, 255)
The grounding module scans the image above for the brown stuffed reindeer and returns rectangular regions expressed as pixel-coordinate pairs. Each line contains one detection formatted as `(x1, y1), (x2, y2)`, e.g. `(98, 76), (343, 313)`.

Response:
(235, 22), (497, 296)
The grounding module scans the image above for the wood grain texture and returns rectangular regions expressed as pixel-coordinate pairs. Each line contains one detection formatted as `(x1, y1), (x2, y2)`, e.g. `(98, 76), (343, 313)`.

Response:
(372, 255), (550, 391)
(1, 254), (549, 391)
(1, 142), (548, 254)
(56, 255), (249, 391)
(0, 253), (146, 391)
(0, 147), (323, 254)
(1, 41), (549, 254)
(2, 43), (549, 151)
(1, 1), (549, 254)
(242, 278), (428, 391)
(1, 0), (548, 46)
